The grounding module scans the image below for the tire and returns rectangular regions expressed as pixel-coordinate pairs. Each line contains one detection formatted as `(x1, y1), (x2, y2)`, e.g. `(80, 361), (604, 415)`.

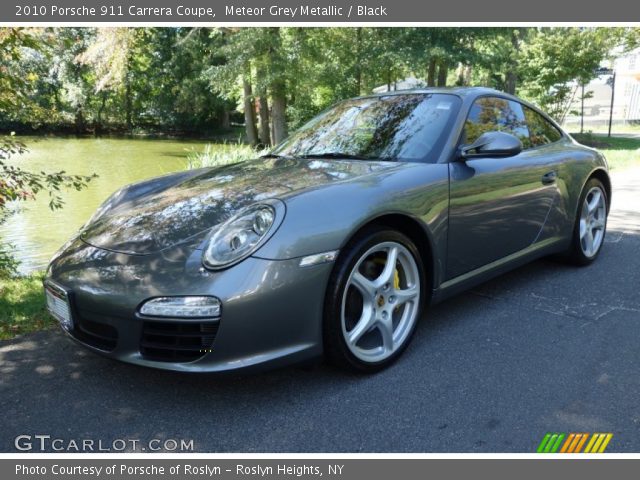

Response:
(566, 178), (608, 266)
(323, 227), (425, 373)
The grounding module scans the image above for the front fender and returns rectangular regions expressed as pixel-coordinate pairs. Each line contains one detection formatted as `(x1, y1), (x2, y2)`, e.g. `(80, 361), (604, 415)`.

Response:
(253, 162), (450, 266)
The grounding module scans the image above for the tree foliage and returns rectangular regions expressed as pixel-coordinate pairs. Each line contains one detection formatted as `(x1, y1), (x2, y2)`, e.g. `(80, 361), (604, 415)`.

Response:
(518, 28), (618, 121)
(1, 26), (638, 274)
(0, 29), (96, 276)
(2, 26), (637, 138)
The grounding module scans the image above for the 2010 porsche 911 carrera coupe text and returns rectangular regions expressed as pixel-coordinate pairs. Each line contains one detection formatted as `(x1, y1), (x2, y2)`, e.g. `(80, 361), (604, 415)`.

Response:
(45, 87), (611, 373)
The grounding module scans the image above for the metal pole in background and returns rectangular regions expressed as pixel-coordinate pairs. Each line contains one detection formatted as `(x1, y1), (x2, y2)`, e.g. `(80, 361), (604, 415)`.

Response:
(581, 83), (585, 134)
(608, 71), (616, 138)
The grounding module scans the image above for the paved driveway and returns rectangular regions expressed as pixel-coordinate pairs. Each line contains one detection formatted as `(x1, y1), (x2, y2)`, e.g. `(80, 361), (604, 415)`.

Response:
(1, 168), (639, 453)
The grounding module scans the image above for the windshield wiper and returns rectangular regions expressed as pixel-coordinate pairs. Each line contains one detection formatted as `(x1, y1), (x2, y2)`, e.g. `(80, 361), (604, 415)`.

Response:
(299, 152), (372, 160)
(260, 153), (285, 159)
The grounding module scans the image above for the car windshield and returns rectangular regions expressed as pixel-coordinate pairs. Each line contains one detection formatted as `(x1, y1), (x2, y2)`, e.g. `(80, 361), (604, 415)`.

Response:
(271, 93), (461, 162)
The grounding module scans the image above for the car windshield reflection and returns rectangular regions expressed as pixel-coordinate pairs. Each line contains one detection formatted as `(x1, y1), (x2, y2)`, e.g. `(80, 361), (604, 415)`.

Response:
(271, 93), (462, 162)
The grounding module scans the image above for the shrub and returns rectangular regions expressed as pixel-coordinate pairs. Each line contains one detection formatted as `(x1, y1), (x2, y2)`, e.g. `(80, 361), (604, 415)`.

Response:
(187, 143), (268, 169)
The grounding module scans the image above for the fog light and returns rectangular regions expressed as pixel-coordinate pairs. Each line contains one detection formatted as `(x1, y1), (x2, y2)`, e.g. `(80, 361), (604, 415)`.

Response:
(139, 297), (221, 318)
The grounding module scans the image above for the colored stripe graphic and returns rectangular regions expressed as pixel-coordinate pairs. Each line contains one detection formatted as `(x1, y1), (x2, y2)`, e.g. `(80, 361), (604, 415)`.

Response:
(550, 434), (565, 453)
(537, 433), (552, 453)
(584, 433), (600, 453)
(591, 434), (606, 453)
(574, 433), (589, 453)
(597, 433), (613, 453)
(560, 433), (580, 453)
(560, 433), (575, 453)
(537, 433), (565, 453)
(584, 433), (614, 453)
(538, 433), (613, 453)
(560, 433), (587, 453)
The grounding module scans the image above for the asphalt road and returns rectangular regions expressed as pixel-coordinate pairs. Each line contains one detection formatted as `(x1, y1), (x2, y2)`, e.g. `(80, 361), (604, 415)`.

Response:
(1, 168), (639, 453)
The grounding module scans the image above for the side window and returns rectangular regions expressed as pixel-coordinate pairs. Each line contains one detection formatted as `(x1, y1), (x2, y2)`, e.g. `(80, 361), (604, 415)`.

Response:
(464, 97), (529, 147)
(522, 105), (563, 147)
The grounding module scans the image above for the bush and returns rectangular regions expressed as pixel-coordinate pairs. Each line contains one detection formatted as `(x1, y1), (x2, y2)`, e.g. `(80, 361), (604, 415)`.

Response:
(187, 142), (268, 169)
(0, 243), (19, 278)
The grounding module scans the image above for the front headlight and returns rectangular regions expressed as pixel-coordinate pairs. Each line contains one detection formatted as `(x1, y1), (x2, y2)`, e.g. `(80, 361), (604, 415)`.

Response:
(203, 201), (284, 270)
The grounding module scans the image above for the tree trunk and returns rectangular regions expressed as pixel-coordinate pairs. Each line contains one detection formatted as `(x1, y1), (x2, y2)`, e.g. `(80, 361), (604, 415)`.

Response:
(268, 28), (287, 144)
(256, 63), (271, 146)
(221, 109), (231, 130)
(258, 96), (271, 147)
(437, 61), (448, 87)
(463, 64), (472, 85)
(75, 106), (85, 134)
(455, 63), (464, 86)
(242, 75), (259, 147)
(505, 29), (521, 95)
(355, 27), (362, 95)
(125, 77), (132, 132)
(96, 92), (107, 136)
(505, 71), (517, 95)
(427, 58), (437, 86)
(455, 63), (473, 86)
(271, 89), (287, 144)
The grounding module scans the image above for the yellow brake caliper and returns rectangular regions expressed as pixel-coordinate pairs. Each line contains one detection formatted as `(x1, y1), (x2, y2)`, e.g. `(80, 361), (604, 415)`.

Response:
(373, 258), (401, 289)
(393, 269), (401, 311)
(373, 257), (401, 309)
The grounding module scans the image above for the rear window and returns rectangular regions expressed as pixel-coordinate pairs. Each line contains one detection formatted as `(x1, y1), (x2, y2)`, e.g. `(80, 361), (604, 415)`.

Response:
(522, 105), (563, 148)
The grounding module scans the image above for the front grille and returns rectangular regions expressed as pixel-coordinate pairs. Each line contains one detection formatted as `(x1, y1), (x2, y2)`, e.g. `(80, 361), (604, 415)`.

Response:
(73, 310), (118, 351)
(140, 320), (219, 362)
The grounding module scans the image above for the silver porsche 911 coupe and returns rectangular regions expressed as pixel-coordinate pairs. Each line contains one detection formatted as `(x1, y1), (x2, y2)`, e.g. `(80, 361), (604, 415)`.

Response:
(44, 87), (610, 373)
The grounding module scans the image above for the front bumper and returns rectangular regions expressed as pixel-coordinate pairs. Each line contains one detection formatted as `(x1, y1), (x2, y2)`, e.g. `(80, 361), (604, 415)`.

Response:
(45, 237), (333, 373)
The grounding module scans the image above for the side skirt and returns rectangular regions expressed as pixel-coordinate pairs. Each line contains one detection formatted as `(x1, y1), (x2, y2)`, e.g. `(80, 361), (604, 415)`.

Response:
(430, 237), (567, 305)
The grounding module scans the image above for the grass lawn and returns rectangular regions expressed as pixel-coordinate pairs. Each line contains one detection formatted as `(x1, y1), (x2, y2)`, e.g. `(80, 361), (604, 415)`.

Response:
(572, 133), (640, 171)
(0, 273), (54, 340)
(571, 123), (640, 135)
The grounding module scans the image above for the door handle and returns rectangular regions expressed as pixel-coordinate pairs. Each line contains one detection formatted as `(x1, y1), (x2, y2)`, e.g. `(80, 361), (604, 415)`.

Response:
(541, 170), (557, 185)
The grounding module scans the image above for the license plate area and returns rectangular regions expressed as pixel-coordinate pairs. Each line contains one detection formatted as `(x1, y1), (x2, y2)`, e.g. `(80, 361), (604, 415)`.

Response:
(45, 282), (73, 331)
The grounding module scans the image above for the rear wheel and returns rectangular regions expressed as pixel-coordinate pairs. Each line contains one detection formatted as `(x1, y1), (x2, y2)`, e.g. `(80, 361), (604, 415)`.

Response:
(323, 228), (424, 372)
(567, 178), (608, 265)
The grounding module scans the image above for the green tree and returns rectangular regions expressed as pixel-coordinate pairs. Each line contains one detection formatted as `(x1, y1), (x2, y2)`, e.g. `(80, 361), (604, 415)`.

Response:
(0, 28), (96, 276)
(518, 28), (615, 120)
(2, 27), (637, 144)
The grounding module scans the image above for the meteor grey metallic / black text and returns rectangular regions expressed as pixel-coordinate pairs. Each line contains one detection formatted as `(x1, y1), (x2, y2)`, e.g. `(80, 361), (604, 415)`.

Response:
(45, 87), (611, 373)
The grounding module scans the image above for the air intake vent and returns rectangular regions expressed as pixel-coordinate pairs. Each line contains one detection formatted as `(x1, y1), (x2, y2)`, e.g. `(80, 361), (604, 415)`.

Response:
(140, 320), (219, 362)
(73, 310), (119, 351)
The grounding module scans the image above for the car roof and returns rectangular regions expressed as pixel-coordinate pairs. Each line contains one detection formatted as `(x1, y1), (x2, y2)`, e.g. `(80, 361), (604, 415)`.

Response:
(365, 86), (510, 99)
(364, 86), (553, 116)
(358, 86), (566, 137)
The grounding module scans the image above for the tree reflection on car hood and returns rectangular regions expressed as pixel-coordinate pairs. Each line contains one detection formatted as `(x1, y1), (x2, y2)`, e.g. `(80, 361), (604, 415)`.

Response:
(80, 157), (397, 255)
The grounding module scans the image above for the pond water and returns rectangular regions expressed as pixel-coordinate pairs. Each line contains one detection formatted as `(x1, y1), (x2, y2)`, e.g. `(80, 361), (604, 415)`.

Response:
(1, 137), (211, 274)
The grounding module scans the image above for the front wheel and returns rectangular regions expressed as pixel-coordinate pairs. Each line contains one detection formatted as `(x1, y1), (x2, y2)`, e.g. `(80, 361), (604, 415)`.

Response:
(323, 228), (425, 372)
(566, 178), (608, 265)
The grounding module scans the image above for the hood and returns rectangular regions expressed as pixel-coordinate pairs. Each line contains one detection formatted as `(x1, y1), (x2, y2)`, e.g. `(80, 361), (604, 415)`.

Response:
(80, 157), (397, 255)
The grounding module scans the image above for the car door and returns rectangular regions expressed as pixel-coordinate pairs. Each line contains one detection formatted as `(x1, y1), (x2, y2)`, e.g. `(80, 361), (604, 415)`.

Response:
(446, 96), (561, 279)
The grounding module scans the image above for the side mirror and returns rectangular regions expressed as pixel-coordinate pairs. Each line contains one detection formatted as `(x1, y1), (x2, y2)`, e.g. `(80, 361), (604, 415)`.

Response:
(460, 131), (523, 159)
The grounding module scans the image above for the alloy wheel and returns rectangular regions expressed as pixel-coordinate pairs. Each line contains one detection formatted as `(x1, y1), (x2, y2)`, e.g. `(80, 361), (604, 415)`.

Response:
(340, 241), (421, 363)
(579, 186), (607, 258)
